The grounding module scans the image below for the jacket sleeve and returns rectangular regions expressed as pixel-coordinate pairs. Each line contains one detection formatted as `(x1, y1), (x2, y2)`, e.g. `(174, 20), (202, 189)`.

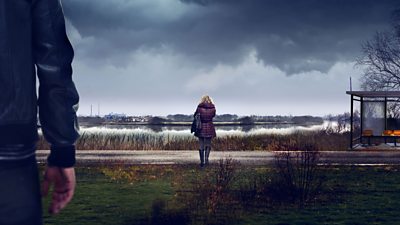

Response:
(32, 0), (79, 167)
(212, 106), (216, 118)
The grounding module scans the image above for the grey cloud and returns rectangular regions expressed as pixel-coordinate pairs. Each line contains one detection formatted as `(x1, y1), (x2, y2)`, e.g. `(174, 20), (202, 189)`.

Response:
(63, 0), (399, 74)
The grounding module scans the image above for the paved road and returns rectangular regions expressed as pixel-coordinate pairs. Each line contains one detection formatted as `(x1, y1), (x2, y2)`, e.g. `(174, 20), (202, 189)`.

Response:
(36, 150), (400, 165)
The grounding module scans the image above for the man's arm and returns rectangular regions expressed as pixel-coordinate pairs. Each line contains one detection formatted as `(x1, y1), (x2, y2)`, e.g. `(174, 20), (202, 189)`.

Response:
(32, 0), (79, 214)
(33, 0), (79, 167)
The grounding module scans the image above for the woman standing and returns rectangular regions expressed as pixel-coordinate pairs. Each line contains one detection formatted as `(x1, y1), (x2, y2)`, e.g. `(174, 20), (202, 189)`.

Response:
(194, 95), (216, 167)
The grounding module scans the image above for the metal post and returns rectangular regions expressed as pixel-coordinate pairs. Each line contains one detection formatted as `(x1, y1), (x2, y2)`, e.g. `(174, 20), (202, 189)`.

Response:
(350, 95), (354, 149)
(360, 97), (363, 145)
(385, 97), (388, 144)
(384, 97), (387, 130)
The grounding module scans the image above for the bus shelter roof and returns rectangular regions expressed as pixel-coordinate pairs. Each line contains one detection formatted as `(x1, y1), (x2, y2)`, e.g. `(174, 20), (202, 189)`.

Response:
(346, 91), (400, 98)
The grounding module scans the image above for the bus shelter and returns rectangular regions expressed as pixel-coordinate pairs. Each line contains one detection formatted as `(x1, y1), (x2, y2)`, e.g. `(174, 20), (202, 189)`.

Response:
(347, 91), (400, 149)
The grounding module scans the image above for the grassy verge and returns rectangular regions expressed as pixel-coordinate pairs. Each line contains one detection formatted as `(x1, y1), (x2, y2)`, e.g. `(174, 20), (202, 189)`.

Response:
(242, 166), (400, 225)
(42, 166), (176, 225)
(41, 164), (400, 225)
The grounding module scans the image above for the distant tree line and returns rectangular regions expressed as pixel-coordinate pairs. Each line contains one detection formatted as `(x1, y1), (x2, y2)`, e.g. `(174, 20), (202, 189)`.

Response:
(78, 114), (324, 125)
(166, 114), (323, 124)
(291, 116), (323, 124)
(78, 116), (105, 125)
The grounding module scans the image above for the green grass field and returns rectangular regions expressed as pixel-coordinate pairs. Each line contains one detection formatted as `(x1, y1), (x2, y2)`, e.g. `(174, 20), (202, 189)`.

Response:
(41, 165), (400, 225)
(241, 166), (400, 225)
(42, 166), (175, 225)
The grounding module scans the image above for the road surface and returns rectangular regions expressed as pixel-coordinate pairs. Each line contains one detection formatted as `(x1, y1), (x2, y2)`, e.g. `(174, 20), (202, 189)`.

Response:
(36, 150), (400, 165)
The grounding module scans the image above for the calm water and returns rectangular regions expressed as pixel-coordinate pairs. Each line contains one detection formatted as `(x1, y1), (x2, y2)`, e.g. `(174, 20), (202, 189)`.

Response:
(80, 121), (335, 137)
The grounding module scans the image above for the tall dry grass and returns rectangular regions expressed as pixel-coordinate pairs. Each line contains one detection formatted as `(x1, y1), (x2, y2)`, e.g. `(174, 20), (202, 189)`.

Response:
(36, 128), (349, 151)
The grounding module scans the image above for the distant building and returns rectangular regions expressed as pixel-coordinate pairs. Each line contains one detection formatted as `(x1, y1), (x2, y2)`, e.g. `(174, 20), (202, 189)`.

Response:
(126, 116), (147, 122)
(104, 113), (127, 122)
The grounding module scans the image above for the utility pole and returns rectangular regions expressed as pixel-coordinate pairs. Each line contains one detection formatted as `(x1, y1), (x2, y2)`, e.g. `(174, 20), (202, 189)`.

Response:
(98, 103), (100, 117)
(90, 104), (93, 117)
(349, 76), (352, 91)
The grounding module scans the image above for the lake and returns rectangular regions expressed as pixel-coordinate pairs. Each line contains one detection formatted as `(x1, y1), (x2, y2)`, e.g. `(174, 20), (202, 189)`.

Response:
(80, 121), (336, 137)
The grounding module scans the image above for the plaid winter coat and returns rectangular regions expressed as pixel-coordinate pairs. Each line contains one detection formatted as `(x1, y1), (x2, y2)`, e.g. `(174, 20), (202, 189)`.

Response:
(194, 102), (216, 138)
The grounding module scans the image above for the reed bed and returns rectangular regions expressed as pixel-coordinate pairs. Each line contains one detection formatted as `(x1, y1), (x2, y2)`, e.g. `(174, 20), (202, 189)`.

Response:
(36, 127), (348, 151)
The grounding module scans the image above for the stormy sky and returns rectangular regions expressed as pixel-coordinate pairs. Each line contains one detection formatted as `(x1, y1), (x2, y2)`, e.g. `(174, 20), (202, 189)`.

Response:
(62, 0), (400, 116)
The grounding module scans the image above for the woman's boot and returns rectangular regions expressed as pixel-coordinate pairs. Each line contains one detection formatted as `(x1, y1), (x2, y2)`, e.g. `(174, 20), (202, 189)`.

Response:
(205, 146), (211, 165)
(199, 149), (205, 167)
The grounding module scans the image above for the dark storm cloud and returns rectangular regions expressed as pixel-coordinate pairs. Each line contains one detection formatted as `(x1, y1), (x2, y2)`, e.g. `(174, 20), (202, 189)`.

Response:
(63, 0), (399, 74)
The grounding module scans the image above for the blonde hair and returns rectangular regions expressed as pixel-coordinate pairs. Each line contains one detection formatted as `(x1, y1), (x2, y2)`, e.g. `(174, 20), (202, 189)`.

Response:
(200, 95), (214, 104)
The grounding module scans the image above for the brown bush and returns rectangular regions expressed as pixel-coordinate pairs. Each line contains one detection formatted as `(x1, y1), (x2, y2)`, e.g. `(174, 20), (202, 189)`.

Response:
(268, 142), (325, 207)
(175, 158), (242, 225)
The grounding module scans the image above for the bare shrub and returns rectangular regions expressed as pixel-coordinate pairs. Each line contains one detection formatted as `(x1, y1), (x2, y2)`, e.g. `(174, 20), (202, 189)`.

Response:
(269, 143), (324, 207)
(176, 158), (241, 225)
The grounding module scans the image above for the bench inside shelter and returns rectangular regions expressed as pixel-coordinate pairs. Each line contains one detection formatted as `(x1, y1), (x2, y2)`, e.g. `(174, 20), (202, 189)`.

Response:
(361, 129), (400, 146)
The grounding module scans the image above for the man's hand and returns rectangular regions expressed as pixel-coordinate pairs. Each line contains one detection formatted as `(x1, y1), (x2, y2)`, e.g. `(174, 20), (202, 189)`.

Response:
(42, 166), (76, 215)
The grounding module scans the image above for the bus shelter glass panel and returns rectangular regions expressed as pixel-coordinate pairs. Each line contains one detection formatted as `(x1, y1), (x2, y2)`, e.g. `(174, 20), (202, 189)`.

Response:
(362, 101), (385, 136)
(387, 101), (400, 129)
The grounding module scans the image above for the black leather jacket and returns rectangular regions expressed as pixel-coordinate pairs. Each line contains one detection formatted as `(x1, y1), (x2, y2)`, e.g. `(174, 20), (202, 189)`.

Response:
(0, 0), (79, 167)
